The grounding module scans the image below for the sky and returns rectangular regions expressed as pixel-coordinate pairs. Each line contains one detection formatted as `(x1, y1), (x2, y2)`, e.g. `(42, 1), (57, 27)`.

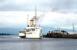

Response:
(0, 0), (77, 30)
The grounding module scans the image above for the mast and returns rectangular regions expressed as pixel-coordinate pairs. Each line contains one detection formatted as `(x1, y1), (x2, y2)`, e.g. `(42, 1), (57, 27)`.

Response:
(29, 6), (38, 27)
(72, 23), (75, 32)
(34, 6), (37, 27)
(35, 6), (37, 17)
(27, 14), (29, 27)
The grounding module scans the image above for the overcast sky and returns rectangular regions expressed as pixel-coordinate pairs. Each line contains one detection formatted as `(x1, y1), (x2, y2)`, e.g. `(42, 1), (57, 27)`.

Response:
(0, 0), (77, 11)
(0, 0), (77, 30)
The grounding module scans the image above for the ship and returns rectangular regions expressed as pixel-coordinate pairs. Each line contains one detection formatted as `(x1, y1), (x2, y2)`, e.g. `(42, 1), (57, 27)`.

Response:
(19, 8), (42, 39)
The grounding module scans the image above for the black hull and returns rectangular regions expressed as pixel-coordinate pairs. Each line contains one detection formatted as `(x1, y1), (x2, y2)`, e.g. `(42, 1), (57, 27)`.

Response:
(19, 36), (25, 38)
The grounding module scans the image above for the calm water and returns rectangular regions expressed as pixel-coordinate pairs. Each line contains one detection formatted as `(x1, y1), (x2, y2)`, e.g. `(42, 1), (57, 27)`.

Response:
(0, 36), (77, 50)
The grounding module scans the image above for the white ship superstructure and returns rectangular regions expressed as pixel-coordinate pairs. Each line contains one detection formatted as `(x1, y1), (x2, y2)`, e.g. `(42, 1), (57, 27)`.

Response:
(19, 9), (42, 38)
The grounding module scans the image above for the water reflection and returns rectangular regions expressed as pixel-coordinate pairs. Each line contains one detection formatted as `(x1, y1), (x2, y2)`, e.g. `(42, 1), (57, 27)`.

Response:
(0, 38), (77, 50)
